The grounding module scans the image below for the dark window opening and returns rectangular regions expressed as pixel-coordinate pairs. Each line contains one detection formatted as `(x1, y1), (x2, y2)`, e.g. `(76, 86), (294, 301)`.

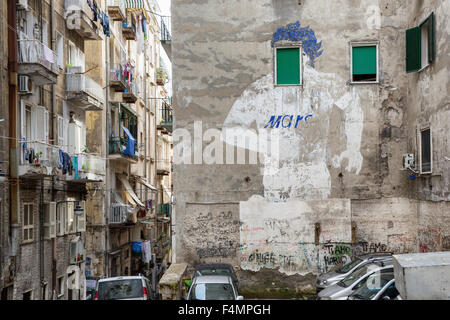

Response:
(421, 129), (431, 173)
(353, 74), (377, 82)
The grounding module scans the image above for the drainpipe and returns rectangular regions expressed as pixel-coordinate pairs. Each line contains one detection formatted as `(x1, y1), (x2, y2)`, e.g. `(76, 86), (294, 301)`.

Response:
(105, 20), (111, 278)
(50, 0), (57, 300)
(144, 52), (148, 212)
(7, 0), (20, 262)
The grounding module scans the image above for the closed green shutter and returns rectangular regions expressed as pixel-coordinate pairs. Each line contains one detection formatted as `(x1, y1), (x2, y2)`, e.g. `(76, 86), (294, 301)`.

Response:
(276, 48), (300, 85)
(406, 26), (421, 73)
(428, 12), (435, 63)
(352, 46), (377, 75)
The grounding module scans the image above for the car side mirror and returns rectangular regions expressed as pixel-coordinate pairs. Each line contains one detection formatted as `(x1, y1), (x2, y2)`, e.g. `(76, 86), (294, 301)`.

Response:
(236, 296), (244, 300)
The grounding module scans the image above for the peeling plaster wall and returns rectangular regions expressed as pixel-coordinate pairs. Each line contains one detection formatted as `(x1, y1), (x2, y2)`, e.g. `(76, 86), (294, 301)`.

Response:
(172, 0), (450, 291)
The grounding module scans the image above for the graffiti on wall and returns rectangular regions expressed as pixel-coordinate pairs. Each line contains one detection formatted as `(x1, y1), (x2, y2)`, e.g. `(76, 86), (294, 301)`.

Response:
(418, 226), (441, 253)
(184, 204), (240, 261)
(271, 21), (323, 67)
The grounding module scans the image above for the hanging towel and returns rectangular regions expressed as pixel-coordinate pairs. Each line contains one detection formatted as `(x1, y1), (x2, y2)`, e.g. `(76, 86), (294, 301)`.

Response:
(58, 149), (64, 169)
(142, 241), (152, 263)
(72, 155), (79, 179)
(136, 15), (144, 55)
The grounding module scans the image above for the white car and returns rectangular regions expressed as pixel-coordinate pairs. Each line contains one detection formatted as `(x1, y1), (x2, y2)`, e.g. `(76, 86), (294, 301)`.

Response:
(94, 275), (152, 300)
(318, 262), (393, 300)
(186, 275), (244, 300)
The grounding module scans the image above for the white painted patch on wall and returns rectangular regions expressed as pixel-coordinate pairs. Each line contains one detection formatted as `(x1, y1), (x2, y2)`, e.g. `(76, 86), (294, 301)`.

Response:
(222, 55), (368, 274)
(222, 58), (365, 201)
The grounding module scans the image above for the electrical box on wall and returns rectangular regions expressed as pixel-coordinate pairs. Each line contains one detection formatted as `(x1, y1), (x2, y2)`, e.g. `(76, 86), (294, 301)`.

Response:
(402, 154), (415, 171)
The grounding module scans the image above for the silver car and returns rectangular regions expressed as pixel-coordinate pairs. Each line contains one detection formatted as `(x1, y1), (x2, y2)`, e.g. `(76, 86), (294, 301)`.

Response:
(187, 275), (244, 300)
(316, 253), (393, 292)
(348, 272), (399, 300)
(94, 275), (152, 300)
(317, 262), (393, 300)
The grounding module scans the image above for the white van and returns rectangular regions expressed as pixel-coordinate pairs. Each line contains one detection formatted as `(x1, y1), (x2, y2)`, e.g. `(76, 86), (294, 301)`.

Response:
(95, 276), (152, 300)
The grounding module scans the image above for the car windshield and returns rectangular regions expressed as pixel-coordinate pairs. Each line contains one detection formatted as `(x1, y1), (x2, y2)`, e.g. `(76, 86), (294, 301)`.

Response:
(189, 283), (235, 300)
(338, 265), (372, 288)
(335, 258), (363, 274)
(97, 279), (143, 300)
(350, 270), (394, 300)
(196, 268), (232, 277)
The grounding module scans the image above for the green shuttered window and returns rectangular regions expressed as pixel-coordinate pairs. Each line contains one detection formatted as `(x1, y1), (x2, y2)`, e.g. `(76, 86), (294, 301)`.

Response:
(406, 12), (435, 73)
(406, 27), (421, 73)
(352, 45), (377, 82)
(276, 47), (301, 85)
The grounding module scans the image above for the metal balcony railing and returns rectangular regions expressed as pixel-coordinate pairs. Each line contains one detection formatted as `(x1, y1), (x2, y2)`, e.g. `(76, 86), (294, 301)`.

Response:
(110, 203), (128, 224)
(18, 39), (58, 74)
(159, 16), (171, 42)
(160, 104), (173, 125)
(109, 136), (138, 156)
(110, 63), (128, 89)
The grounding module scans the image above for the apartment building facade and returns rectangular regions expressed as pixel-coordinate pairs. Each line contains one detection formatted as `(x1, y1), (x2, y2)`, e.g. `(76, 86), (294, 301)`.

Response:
(172, 0), (449, 296)
(0, 0), (173, 300)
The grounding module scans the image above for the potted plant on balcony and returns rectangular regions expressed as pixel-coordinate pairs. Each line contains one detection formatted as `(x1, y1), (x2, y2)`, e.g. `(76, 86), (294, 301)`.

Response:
(34, 151), (43, 164)
(156, 68), (167, 85)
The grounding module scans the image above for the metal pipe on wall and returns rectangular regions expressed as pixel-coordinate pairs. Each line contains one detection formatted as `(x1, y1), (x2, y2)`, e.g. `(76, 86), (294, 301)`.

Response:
(7, 0), (20, 262)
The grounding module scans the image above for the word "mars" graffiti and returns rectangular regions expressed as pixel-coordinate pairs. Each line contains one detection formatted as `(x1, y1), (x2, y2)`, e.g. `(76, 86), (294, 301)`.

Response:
(264, 115), (314, 129)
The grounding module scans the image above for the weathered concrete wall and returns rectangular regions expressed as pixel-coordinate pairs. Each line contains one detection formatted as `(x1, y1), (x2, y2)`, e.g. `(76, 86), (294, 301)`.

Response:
(404, 0), (450, 201)
(172, 0), (450, 295)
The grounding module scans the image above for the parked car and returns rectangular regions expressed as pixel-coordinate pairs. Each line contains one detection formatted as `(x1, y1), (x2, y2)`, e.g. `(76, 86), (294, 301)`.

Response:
(316, 253), (393, 292)
(347, 270), (400, 300)
(193, 263), (239, 290)
(317, 261), (393, 300)
(94, 275), (153, 300)
(186, 275), (243, 300)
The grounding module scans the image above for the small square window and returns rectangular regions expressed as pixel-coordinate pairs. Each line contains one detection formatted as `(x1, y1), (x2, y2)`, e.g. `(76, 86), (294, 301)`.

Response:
(351, 43), (378, 83)
(274, 47), (301, 86)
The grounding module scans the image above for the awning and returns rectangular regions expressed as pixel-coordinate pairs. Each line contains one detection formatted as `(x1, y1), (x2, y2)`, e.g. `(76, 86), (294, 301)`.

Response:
(125, 0), (150, 20)
(118, 174), (145, 207)
(126, 0), (144, 8)
(135, 176), (157, 191)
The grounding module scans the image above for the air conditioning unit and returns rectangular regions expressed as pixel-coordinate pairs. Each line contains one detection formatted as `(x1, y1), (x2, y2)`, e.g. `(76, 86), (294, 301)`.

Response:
(18, 75), (32, 94)
(16, 0), (29, 11)
(402, 154), (415, 171)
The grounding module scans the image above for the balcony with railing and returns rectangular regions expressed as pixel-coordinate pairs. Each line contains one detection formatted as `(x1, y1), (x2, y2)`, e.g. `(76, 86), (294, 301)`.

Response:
(123, 81), (139, 103)
(107, 0), (126, 21)
(65, 0), (102, 40)
(66, 153), (106, 183)
(109, 64), (128, 92)
(66, 67), (104, 110)
(122, 12), (137, 40)
(158, 103), (173, 133)
(156, 68), (168, 86)
(109, 136), (139, 163)
(18, 38), (58, 85)
(159, 15), (172, 60)
(19, 141), (60, 177)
